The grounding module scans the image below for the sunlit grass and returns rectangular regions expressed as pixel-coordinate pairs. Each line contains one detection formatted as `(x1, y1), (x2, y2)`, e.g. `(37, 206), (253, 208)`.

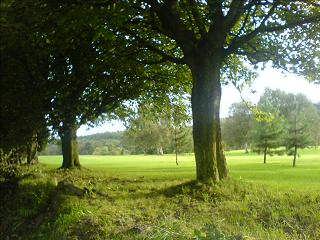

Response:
(39, 148), (320, 191)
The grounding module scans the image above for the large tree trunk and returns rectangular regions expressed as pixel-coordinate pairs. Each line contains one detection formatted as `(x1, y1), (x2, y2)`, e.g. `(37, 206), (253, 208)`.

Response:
(263, 146), (267, 164)
(60, 122), (80, 169)
(190, 60), (228, 183)
(292, 145), (297, 167)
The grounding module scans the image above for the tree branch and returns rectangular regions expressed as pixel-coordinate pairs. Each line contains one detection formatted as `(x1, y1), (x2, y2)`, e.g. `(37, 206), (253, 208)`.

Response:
(224, 0), (247, 32)
(127, 29), (185, 64)
(226, 12), (320, 55)
(188, 0), (206, 37)
(145, 0), (197, 49)
(236, 0), (260, 36)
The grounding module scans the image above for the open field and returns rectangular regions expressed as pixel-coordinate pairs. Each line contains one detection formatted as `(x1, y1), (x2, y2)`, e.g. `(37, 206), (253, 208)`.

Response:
(40, 148), (320, 191)
(1, 149), (319, 240)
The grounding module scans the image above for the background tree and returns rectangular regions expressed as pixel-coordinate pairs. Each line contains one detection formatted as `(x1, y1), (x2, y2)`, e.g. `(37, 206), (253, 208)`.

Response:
(283, 94), (319, 167)
(251, 117), (284, 164)
(222, 102), (253, 152)
(123, 106), (171, 155)
(251, 89), (286, 163)
(161, 94), (191, 164)
(251, 89), (318, 165)
(123, 91), (192, 156)
(310, 103), (320, 148)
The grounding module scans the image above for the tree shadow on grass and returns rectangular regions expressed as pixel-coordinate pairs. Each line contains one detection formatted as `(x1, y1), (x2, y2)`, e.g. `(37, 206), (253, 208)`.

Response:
(0, 179), (75, 240)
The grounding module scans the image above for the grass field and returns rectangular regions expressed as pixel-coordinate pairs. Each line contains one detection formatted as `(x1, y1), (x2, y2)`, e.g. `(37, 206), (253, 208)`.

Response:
(39, 148), (320, 191)
(1, 149), (319, 240)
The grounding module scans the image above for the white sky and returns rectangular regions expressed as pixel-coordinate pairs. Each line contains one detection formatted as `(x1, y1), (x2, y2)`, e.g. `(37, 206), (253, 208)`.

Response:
(77, 66), (320, 136)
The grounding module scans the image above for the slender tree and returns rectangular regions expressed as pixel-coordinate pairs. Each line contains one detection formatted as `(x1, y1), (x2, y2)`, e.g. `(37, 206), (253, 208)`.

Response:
(123, 104), (171, 154)
(251, 89), (287, 163)
(251, 117), (283, 164)
(163, 94), (191, 164)
(310, 103), (320, 148)
(283, 94), (318, 167)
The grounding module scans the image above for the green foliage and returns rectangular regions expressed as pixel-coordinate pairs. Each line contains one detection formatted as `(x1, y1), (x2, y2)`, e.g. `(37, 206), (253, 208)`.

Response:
(0, 163), (22, 182)
(122, 93), (192, 155)
(251, 116), (285, 154)
(0, 1), (50, 162)
(310, 103), (320, 147)
(222, 102), (252, 150)
(252, 89), (320, 163)
(2, 0), (191, 168)
(282, 94), (318, 153)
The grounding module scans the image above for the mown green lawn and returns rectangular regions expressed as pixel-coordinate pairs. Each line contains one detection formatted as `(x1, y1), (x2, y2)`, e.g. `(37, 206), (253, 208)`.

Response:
(39, 148), (320, 191)
(1, 149), (319, 240)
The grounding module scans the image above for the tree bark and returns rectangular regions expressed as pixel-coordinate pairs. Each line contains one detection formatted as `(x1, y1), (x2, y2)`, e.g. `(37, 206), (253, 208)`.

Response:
(27, 133), (38, 165)
(263, 146), (267, 164)
(174, 129), (178, 165)
(190, 60), (228, 183)
(158, 146), (164, 155)
(292, 145), (297, 167)
(244, 143), (249, 153)
(60, 121), (80, 169)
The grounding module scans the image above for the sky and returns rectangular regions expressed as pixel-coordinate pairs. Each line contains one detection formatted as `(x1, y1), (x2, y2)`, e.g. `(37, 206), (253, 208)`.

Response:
(77, 66), (320, 136)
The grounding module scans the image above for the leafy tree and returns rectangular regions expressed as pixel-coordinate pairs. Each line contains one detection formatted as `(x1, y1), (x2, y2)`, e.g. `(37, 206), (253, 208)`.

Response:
(222, 102), (252, 152)
(13, 0), (175, 168)
(43, 2), (148, 168)
(2, 0), (184, 168)
(251, 117), (284, 164)
(162, 94), (192, 164)
(78, 142), (95, 155)
(109, 0), (320, 182)
(0, 1), (51, 164)
(283, 94), (318, 167)
(172, 127), (190, 165)
(123, 104), (172, 154)
(310, 103), (320, 148)
(122, 92), (191, 156)
(39, 143), (61, 156)
(256, 89), (319, 166)
(251, 89), (285, 163)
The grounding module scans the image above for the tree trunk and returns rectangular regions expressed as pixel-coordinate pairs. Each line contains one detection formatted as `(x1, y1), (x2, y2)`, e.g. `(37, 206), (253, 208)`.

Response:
(190, 60), (228, 183)
(27, 133), (38, 165)
(293, 145), (297, 167)
(158, 146), (164, 155)
(174, 129), (178, 165)
(60, 122), (80, 169)
(263, 146), (267, 164)
(244, 143), (249, 154)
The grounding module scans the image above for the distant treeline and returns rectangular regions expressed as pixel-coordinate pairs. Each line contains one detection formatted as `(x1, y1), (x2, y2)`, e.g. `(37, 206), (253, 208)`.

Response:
(40, 129), (194, 156)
